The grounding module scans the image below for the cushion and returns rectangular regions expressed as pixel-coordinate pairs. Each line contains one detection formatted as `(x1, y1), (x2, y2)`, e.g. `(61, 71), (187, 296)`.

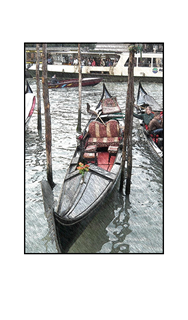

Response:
(88, 120), (120, 138)
(106, 120), (120, 137)
(88, 137), (119, 147)
(88, 121), (107, 138)
(87, 120), (120, 148)
(108, 145), (119, 153)
(83, 152), (98, 159)
(85, 145), (97, 152)
(101, 97), (121, 114)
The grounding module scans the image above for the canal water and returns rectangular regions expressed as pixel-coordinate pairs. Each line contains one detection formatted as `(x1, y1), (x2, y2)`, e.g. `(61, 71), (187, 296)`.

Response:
(25, 80), (163, 253)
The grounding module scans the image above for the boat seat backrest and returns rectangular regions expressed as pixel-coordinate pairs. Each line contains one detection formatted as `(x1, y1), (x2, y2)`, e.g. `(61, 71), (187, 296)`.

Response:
(88, 120), (120, 138)
(87, 120), (120, 148)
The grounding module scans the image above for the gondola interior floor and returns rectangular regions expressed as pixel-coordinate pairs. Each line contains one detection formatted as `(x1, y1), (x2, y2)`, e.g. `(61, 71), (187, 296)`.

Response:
(97, 152), (116, 172)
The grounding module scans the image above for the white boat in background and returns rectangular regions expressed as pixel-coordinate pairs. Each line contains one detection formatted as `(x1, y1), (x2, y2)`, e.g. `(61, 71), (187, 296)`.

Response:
(25, 82), (36, 126)
(26, 49), (163, 81)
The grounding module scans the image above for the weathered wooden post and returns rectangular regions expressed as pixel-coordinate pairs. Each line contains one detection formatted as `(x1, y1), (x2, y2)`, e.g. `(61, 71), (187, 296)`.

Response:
(120, 45), (136, 194)
(77, 43), (82, 133)
(42, 43), (55, 189)
(36, 44), (42, 136)
(125, 46), (135, 194)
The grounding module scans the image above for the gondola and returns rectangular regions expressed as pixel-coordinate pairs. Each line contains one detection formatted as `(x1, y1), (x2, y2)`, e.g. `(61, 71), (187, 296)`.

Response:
(136, 82), (163, 163)
(42, 84), (125, 253)
(25, 81), (36, 126)
(48, 77), (102, 89)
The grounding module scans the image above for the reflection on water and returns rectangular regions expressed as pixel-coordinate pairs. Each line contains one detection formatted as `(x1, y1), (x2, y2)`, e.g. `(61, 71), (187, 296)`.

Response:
(25, 80), (163, 253)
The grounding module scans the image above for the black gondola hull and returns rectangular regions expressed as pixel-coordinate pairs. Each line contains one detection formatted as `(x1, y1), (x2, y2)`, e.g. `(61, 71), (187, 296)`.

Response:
(54, 162), (122, 253)
(42, 83), (124, 253)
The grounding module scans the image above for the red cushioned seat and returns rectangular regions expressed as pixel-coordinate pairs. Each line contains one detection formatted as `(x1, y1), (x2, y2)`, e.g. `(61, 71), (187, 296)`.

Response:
(83, 152), (98, 165)
(108, 145), (119, 154)
(88, 137), (119, 147)
(87, 120), (120, 148)
(85, 145), (97, 152)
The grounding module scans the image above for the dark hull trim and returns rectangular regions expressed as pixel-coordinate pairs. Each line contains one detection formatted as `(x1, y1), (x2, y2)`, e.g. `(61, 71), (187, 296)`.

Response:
(48, 77), (102, 88)
(25, 81), (36, 126)
(27, 70), (163, 83)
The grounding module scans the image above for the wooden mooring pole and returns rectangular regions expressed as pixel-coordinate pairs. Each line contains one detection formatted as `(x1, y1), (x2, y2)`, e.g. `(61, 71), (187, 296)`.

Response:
(77, 43), (82, 133)
(120, 45), (136, 194)
(42, 43), (55, 189)
(36, 44), (42, 136)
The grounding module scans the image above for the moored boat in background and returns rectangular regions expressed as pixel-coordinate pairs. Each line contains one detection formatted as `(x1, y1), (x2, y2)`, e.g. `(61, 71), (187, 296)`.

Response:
(25, 81), (36, 126)
(26, 48), (163, 82)
(136, 82), (163, 163)
(48, 77), (102, 88)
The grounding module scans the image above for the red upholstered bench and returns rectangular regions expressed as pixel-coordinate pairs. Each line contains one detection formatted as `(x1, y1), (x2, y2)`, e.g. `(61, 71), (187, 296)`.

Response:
(87, 120), (120, 148)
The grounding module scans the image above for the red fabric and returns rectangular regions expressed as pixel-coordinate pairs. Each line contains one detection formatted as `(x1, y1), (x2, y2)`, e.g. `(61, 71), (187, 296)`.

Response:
(99, 123), (107, 137)
(88, 137), (119, 147)
(101, 97), (121, 114)
(83, 152), (95, 159)
(108, 145), (118, 153)
(101, 97), (117, 108)
(97, 152), (115, 171)
(145, 123), (160, 143)
(88, 121), (106, 138)
(108, 156), (116, 171)
(107, 120), (120, 137)
(28, 96), (36, 117)
(88, 120), (120, 147)
(85, 145), (97, 152)
(98, 152), (109, 170)
(98, 152), (108, 164)
(88, 120), (120, 138)
(78, 135), (83, 140)
(88, 122), (97, 137)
